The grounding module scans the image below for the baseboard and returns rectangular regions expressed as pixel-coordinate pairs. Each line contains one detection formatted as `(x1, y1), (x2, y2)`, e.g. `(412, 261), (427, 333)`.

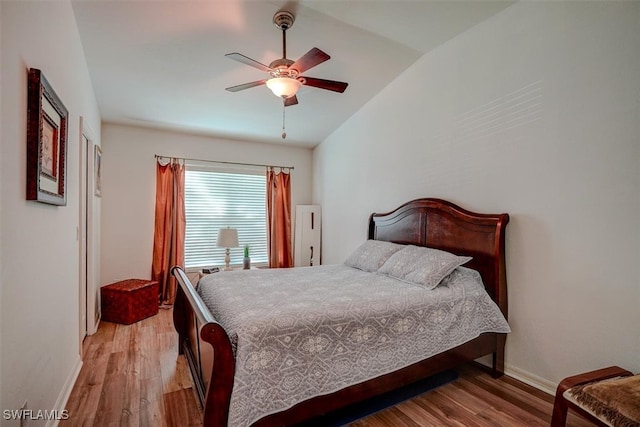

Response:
(504, 363), (556, 396)
(89, 316), (101, 335)
(475, 357), (557, 396)
(46, 355), (83, 427)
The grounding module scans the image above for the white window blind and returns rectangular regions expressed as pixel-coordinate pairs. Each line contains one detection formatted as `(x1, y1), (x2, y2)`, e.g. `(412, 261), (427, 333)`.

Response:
(184, 167), (267, 269)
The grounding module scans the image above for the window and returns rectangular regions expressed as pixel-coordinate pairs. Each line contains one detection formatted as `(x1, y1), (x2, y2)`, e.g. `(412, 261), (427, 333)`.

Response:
(184, 166), (267, 269)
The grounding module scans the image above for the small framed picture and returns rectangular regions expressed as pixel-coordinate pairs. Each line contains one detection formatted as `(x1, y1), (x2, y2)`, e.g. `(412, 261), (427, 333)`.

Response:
(26, 68), (68, 206)
(94, 145), (102, 197)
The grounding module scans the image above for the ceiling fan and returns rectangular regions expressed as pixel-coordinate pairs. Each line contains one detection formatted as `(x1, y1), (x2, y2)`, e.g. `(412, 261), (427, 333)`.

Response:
(225, 10), (348, 107)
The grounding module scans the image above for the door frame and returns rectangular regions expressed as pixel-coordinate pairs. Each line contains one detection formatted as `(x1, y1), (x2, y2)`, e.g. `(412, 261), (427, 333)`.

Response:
(78, 117), (99, 356)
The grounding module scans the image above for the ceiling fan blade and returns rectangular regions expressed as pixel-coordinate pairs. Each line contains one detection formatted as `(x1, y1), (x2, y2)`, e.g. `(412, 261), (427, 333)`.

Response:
(284, 95), (298, 107)
(225, 80), (267, 92)
(290, 48), (330, 74)
(301, 77), (348, 93)
(225, 53), (271, 72)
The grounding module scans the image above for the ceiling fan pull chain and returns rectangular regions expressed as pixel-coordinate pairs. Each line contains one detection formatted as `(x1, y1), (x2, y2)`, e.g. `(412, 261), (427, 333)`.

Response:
(282, 103), (287, 139)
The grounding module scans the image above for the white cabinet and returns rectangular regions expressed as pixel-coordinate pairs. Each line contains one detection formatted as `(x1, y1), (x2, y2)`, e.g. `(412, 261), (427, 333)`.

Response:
(294, 205), (321, 267)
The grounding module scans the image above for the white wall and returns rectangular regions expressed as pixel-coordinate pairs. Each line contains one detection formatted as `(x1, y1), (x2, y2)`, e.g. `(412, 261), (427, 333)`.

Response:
(100, 123), (313, 285)
(1, 0), (101, 423)
(313, 1), (640, 391)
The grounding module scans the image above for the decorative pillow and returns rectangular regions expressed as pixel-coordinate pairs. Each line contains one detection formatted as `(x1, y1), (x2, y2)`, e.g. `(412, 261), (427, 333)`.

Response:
(377, 245), (472, 289)
(344, 240), (405, 272)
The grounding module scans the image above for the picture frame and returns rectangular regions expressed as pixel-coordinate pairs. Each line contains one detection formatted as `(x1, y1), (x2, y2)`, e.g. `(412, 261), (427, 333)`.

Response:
(94, 144), (102, 197)
(26, 68), (69, 206)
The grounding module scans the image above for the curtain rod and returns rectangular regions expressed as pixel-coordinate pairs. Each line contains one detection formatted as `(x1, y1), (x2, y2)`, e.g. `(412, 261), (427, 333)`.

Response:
(154, 154), (294, 171)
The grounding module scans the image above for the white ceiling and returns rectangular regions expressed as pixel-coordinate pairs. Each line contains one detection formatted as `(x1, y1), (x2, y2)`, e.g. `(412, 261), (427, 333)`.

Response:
(71, 0), (513, 148)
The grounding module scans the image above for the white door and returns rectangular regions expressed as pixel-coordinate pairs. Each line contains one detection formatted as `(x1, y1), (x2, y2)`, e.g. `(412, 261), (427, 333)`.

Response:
(294, 205), (321, 267)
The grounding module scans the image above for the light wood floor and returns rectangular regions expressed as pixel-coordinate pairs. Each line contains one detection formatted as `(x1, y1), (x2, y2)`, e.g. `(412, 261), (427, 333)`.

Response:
(62, 309), (592, 427)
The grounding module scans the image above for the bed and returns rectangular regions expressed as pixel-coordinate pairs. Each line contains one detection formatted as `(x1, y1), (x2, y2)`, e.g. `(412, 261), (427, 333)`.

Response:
(171, 198), (510, 426)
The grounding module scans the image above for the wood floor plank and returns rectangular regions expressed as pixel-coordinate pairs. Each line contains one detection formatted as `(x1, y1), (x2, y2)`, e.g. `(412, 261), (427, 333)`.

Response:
(122, 351), (142, 416)
(88, 320), (116, 346)
(394, 399), (452, 426)
(119, 406), (140, 427)
(160, 349), (193, 394)
(450, 376), (549, 426)
(139, 345), (162, 381)
(476, 405), (548, 427)
(93, 351), (127, 427)
(375, 406), (425, 427)
(64, 342), (111, 418)
(466, 368), (553, 421)
(412, 390), (490, 427)
(163, 388), (202, 427)
(140, 376), (167, 427)
(63, 308), (587, 427)
(112, 322), (132, 353)
(432, 380), (491, 415)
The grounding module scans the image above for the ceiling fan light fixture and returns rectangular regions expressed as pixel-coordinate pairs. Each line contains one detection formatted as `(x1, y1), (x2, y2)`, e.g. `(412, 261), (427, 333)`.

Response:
(266, 77), (301, 99)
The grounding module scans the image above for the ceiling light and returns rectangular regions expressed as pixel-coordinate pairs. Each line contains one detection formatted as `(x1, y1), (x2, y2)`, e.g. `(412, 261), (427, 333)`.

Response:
(266, 77), (301, 99)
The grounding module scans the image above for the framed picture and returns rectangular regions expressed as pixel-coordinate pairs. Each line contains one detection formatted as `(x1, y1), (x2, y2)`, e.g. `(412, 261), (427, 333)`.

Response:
(26, 68), (68, 205)
(94, 145), (102, 197)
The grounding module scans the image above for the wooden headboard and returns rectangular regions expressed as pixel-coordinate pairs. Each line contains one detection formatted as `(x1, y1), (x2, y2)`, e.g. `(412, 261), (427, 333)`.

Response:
(369, 198), (509, 319)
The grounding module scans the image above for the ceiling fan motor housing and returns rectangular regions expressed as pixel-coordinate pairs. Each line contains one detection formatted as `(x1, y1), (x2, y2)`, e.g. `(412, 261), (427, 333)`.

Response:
(273, 11), (295, 30)
(269, 58), (298, 78)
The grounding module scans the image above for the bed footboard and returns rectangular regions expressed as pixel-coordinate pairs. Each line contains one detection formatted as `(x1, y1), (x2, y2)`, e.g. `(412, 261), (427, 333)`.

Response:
(171, 266), (234, 427)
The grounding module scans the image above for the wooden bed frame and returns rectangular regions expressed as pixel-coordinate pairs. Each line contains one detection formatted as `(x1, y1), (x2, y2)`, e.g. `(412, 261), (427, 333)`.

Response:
(171, 198), (510, 426)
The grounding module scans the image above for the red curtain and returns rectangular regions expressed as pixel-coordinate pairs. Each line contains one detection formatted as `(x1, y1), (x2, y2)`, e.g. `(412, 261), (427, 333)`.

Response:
(267, 168), (293, 268)
(151, 159), (185, 306)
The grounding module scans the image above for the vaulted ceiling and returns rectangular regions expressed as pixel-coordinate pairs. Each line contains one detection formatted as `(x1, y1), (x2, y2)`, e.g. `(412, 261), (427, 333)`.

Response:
(71, 0), (513, 148)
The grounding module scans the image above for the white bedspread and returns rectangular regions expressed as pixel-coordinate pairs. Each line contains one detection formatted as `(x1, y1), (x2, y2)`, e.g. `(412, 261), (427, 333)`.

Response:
(198, 264), (510, 427)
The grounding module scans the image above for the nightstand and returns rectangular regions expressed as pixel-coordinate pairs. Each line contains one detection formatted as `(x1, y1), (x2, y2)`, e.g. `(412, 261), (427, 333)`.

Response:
(198, 266), (259, 281)
(198, 267), (220, 281)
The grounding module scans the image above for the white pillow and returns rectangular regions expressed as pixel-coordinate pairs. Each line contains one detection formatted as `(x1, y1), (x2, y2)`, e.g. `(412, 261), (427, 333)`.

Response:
(378, 245), (472, 289)
(344, 240), (405, 272)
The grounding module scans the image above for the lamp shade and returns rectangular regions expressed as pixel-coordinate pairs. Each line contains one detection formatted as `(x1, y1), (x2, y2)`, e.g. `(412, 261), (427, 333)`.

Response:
(266, 77), (302, 98)
(216, 228), (239, 248)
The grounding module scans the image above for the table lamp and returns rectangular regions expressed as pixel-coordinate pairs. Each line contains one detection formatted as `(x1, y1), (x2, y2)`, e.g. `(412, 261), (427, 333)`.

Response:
(216, 227), (239, 271)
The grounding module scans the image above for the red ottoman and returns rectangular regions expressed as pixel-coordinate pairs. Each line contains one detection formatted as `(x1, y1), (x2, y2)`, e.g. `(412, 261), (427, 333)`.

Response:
(101, 279), (159, 324)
